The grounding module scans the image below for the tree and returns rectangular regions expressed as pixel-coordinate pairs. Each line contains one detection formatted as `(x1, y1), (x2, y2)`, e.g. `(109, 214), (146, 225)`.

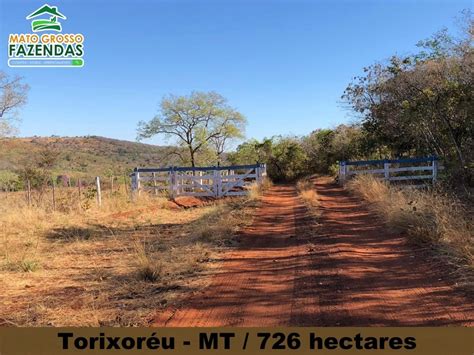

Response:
(342, 16), (473, 185)
(302, 129), (335, 173)
(301, 125), (368, 174)
(17, 146), (60, 204)
(229, 136), (308, 182)
(268, 136), (309, 181)
(137, 91), (246, 167)
(228, 139), (267, 165)
(209, 119), (245, 164)
(0, 71), (29, 136)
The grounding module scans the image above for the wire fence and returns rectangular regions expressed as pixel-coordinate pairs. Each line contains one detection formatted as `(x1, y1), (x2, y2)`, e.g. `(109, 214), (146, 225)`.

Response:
(0, 175), (141, 212)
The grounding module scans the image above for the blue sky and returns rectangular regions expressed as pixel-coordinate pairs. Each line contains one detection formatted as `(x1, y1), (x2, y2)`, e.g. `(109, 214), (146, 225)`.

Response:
(0, 0), (470, 146)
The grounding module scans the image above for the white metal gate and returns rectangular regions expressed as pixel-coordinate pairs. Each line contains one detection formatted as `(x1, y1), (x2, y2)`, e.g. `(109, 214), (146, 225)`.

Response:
(131, 164), (266, 198)
(338, 156), (442, 186)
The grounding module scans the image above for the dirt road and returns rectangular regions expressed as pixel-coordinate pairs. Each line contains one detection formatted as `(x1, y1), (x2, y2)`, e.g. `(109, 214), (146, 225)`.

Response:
(153, 179), (473, 326)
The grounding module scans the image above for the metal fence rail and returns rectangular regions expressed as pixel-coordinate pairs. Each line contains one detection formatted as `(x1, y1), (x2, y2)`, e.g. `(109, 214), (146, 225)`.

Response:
(131, 163), (267, 198)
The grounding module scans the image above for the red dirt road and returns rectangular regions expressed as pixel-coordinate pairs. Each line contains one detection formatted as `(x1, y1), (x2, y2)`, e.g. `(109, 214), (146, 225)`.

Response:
(153, 179), (473, 326)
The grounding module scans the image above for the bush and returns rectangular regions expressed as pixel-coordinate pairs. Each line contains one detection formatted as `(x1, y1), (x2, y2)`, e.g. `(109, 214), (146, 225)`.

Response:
(0, 170), (21, 191)
(229, 136), (309, 182)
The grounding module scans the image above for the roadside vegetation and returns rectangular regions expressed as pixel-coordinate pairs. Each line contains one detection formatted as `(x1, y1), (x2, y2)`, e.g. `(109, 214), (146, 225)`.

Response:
(296, 177), (320, 216)
(0, 75), (266, 326)
(248, 177), (273, 201)
(348, 175), (473, 284)
(229, 15), (473, 192)
(229, 17), (473, 279)
(0, 184), (261, 326)
(0, 10), (471, 326)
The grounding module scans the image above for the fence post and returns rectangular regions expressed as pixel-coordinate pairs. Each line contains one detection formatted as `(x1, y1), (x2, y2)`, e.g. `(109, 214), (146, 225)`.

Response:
(95, 176), (102, 207)
(339, 162), (347, 185)
(152, 172), (158, 195)
(432, 157), (438, 183)
(169, 167), (176, 199)
(136, 172), (141, 196)
(384, 162), (390, 181)
(213, 168), (220, 198)
(130, 172), (135, 200)
(26, 179), (31, 207)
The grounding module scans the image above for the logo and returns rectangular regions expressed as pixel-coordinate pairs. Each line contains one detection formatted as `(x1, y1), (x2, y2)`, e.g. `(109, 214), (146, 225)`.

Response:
(8, 4), (84, 68)
(26, 4), (66, 32)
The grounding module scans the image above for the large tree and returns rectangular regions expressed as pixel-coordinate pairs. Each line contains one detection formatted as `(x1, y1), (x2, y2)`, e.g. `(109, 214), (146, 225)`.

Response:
(137, 91), (246, 167)
(342, 17), (473, 184)
(0, 71), (29, 136)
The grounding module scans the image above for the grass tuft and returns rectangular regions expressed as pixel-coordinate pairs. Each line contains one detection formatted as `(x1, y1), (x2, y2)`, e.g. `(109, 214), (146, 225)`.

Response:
(296, 177), (320, 213)
(133, 240), (163, 282)
(18, 259), (40, 272)
(248, 178), (273, 201)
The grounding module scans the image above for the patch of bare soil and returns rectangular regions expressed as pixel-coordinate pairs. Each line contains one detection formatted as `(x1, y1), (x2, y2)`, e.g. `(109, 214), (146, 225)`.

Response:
(173, 196), (215, 208)
(153, 180), (473, 326)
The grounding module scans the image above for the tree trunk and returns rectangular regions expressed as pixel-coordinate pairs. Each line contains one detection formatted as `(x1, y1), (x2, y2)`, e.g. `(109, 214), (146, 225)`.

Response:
(189, 146), (195, 167)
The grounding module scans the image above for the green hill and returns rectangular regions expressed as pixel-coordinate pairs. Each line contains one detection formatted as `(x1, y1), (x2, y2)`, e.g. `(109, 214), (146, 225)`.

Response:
(0, 136), (182, 179)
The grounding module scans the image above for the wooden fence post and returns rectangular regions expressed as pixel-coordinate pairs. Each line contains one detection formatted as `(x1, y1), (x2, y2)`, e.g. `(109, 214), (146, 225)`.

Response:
(95, 176), (102, 207)
(51, 178), (56, 212)
(26, 179), (31, 207)
(130, 173), (135, 201)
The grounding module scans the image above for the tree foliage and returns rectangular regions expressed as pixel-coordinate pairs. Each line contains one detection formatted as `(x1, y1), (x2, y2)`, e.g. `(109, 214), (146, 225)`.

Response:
(229, 136), (309, 182)
(0, 71), (29, 137)
(17, 146), (60, 203)
(342, 16), (473, 184)
(302, 125), (366, 174)
(137, 91), (246, 167)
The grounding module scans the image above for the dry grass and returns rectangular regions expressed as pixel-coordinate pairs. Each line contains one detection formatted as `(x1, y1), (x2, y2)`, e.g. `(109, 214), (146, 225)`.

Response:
(347, 175), (473, 278)
(0, 187), (257, 326)
(248, 177), (273, 201)
(296, 177), (320, 215)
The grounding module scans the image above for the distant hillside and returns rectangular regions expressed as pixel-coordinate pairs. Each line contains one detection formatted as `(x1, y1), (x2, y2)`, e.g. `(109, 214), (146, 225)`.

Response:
(0, 136), (182, 177)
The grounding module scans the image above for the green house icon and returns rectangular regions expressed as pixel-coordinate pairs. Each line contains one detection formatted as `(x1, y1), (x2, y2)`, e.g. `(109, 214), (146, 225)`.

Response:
(26, 4), (66, 32)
